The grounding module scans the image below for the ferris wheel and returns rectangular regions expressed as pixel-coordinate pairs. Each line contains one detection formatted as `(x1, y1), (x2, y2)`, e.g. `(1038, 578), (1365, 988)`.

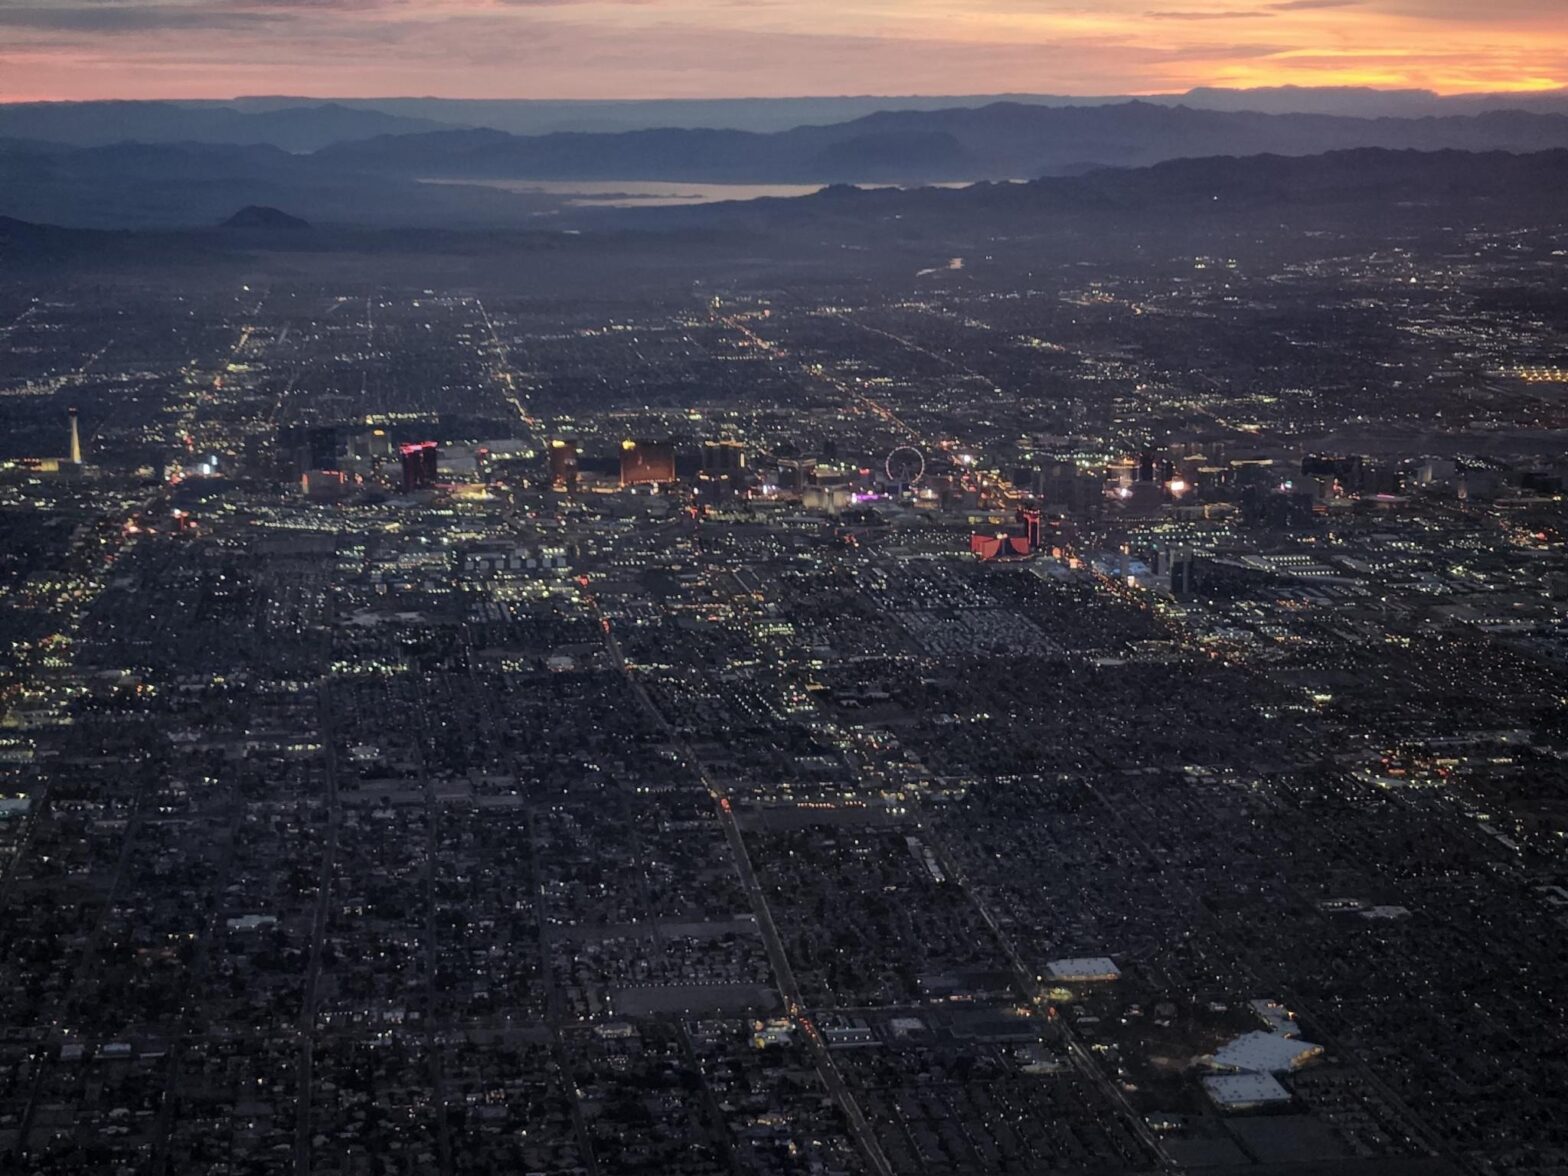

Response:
(885, 446), (926, 486)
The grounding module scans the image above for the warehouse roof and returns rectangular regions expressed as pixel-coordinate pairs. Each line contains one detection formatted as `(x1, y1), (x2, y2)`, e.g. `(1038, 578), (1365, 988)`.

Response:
(1210, 1030), (1323, 1074)
(1202, 1072), (1292, 1109)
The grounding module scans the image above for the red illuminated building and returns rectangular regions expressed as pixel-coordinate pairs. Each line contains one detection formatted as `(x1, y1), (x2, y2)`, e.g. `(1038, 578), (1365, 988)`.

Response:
(1017, 506), (1042, 549)
(970, 532), (1033, 561)
(400, 441), (439, 491)
(970, 505), (1045, 561)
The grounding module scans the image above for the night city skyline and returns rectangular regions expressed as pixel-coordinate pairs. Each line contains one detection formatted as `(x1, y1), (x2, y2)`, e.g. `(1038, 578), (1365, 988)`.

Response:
(2, 7), (1567, 1176)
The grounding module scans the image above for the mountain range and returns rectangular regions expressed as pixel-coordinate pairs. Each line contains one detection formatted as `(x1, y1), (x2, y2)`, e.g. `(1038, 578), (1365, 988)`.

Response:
(6, 147), (1566, 270)
(315, 102), (1568, 184)
(0, 101), (446, 152)
(6, 99), (1568, 230)
(650, 148), (1568, 233)
(5, 86), (1567, 148)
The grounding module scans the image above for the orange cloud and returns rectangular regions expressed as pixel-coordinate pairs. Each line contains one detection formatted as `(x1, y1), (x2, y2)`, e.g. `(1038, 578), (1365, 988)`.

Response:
(0, 0), (1562, 99)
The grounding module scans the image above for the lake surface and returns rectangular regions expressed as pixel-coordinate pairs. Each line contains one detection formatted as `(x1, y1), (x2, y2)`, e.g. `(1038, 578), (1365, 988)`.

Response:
(422, 177), (977, 208)
(422, 178), (830, 207)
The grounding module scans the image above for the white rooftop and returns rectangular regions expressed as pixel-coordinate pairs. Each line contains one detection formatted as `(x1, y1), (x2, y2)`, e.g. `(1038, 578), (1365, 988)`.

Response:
(1203, 1072), (1292, 1109)
(1210, 1030), (1323, 1074)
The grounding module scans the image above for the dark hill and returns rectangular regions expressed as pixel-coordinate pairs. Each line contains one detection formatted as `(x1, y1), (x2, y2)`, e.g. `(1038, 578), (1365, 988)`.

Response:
(0, 214), (114, 260)
(221, 205), (310, 230)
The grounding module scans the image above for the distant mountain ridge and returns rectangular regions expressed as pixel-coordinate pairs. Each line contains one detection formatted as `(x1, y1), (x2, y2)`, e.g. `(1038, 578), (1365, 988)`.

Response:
(3, 87), (1567, 149)
(639, 147), (1568, 234)
(314, 101), (1568, 184)
(0, 101), (451, 151)
(0, 136), (554, 230)
(1174, 85), (1568, 117)
(854, 147), (1568, 212)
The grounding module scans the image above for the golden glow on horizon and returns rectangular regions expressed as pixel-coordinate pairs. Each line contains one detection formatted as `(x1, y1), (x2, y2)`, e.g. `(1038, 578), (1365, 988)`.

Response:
(0, 0), (1563, 101)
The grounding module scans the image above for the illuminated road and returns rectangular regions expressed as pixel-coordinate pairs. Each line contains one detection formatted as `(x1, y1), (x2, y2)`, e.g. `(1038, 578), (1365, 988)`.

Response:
(295, 658), (342, 1175)
(473, 295), (541, 436)
(587, 595), (895, 1176)
(0, 303), (36, 344)
(720, 305), (1019, 508)
(717, 309), (924, 446)
(829, 308), (995, 391)
(710, 798), (894, 1176)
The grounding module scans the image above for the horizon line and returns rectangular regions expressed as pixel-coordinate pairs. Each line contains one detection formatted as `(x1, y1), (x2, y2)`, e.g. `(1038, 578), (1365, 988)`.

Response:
(5, 83), (1568, 106)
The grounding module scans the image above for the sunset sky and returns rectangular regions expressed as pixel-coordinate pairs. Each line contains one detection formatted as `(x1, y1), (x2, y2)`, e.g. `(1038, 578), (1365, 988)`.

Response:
(1, 0), (1564, 102)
